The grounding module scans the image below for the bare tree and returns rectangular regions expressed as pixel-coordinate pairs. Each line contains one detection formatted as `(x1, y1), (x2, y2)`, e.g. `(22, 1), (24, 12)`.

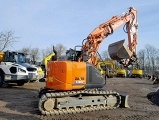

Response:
(101, 50), (110, 60)
(18, 46), (32, 64)
(42, 44), (67, 58)
(54, 43), (67, 57)
(156, 55), (159, 68)
(145, 44), (158, 73)
(41, 49), (47, 59)
(19, 46), (31, 55)
(18, 47), (41, 64)
(30, 48), (40, 62)
(41, 46), (54, 59)
(137, 49), (146, 70)
(0, 31), (18, 51)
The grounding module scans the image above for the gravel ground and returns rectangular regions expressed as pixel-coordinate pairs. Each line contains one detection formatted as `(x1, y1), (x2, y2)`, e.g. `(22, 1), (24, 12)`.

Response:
(0, 77), (159, 120)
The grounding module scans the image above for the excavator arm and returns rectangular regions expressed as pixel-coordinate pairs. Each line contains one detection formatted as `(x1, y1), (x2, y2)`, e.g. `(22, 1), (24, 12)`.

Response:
(79, 7), (138, 67)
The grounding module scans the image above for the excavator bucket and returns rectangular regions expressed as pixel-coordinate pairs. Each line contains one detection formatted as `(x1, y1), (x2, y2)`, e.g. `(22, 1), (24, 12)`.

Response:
(108, 40), (133, 60)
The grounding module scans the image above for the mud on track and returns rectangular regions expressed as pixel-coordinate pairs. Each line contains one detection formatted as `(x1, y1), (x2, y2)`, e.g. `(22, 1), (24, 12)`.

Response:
(0, 78), (159, 120)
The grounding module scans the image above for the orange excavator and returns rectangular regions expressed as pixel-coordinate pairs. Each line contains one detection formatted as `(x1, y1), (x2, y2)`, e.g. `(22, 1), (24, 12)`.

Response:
(38, 7), (138, 115)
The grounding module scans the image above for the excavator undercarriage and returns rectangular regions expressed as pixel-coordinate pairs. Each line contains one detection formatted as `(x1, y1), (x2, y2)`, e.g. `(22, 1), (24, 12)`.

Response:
(38, 88), (129, 115)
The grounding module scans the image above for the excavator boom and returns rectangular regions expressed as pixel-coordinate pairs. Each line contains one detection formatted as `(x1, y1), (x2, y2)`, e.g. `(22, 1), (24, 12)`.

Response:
(108, 7), (138, 67)
(80, 7), (138, 67)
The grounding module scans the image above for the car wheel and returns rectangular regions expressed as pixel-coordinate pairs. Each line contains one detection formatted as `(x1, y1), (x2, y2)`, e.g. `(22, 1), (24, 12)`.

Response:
(0, 75), (8, 88)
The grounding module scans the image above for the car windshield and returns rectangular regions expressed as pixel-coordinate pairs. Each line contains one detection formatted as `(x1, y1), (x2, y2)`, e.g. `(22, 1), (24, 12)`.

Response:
(4, 52), (26, 63)
(14, 53), (26, 63)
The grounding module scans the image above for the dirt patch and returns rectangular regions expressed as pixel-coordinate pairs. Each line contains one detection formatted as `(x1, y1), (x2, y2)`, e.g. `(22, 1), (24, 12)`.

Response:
(0, 78), (159, 120)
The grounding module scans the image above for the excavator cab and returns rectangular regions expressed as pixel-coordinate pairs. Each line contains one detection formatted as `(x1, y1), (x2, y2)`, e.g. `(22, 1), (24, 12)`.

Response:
(66, 45), (84, 62)
(108, 40), (133, 60)
(66, 48), (82, 61)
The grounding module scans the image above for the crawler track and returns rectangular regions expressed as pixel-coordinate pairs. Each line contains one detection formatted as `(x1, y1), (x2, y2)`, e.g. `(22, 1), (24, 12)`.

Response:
(38, 88), (121, 116)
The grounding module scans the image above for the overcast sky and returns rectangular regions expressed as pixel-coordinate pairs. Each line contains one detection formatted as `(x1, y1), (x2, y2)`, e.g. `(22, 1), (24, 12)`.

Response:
(0, 0), (159, 53)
